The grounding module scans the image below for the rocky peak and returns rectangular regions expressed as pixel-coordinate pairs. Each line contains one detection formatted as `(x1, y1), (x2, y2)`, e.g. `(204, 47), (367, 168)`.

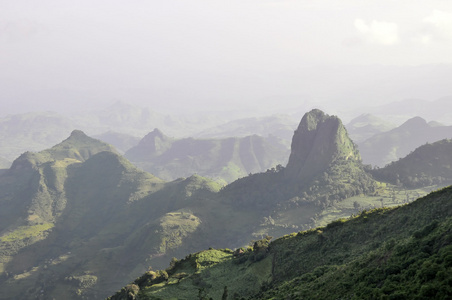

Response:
(125, 129), (174, 160)
(285, 109), (359, 181)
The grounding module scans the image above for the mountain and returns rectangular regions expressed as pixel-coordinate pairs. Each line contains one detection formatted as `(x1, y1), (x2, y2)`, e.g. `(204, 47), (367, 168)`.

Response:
(69, 101), (233, 138)
(0, 130), (119, 240)
(370, 139), (452, 188)
(110, 184), (452, 299)
(125, 129), (289, 183)
(345, 113), (395, 143)
(1, 109), (445, 299)
(0, 130), (173, 299)
(220, 109), (378, 233)
(368, 96), (452, 125)
(0, 157), (10, 169)
(194, 114), (297, 143)
(0, 111), (76, 161)
(93, 131), (141, 153)
(359, 116), (452, 167)
(285, 109), (361, 182)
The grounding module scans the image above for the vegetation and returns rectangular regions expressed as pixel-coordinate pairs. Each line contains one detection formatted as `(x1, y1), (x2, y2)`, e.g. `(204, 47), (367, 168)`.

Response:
(110, 186), (452, 299)
(2, 110), (452, 299)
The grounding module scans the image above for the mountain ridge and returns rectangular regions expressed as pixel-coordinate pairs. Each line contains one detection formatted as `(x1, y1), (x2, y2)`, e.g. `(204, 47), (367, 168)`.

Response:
(109, 185), (452, 299)
(1, 109), (448, 299)
(359, 116), (452, 167)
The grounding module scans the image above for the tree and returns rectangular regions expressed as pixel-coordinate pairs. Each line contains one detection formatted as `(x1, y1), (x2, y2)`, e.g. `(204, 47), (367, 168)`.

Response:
(169, 257), (178, 269)
(222, 286), (228, 300)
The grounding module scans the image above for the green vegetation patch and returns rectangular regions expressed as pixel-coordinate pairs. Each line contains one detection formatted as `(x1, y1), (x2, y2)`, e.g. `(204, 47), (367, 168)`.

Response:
(0, 223), (54, 242)
(132, 248), (273, 300)
(157, 211), (202, 253)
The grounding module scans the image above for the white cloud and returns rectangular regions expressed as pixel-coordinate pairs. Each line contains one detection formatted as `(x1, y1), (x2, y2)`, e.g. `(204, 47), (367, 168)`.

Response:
(422, 10), (452, 42)
(354, 19), (399, 45)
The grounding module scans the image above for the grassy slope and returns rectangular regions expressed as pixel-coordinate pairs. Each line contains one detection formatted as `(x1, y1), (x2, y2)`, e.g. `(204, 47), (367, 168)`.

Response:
(111, 185), (452, 299)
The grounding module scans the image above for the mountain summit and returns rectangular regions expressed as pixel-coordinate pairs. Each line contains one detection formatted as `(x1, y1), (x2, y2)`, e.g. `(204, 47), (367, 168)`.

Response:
(285, 109), (360, 182)
(125, 128), (174, 160)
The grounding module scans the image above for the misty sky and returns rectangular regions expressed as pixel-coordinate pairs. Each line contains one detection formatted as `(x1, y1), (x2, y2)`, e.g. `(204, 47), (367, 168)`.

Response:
(1, 0), (452, 115)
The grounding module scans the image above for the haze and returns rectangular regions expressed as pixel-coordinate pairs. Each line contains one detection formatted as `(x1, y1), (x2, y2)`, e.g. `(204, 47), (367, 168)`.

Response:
(1, 0), (452, 116)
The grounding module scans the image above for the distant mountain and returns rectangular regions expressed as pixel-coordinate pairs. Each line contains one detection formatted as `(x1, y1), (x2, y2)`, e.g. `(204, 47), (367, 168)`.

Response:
(371, 139), (452, 188)
(110, 185), (452, 300)
(0, 157), (10, 169)
(0, 111), (76, 161)
(194, 114), (297, 143)
(369, 96), (452, 125)
(125, 129), (289, 183)
(359, 116), (452, 167)
(93, 131), (140, 153)
(69, 101), (230, 138)
(345, 113), (395, 143)
(0, 103), (236, 161)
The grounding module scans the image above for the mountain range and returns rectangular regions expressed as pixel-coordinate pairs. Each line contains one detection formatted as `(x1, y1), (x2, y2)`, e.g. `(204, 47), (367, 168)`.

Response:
(358, 116), (452, 167)
(367, 96), (452, 125)
(0, 109), (450, 299)
(345, 113), (395, 143)
(125, 129), (289, 184)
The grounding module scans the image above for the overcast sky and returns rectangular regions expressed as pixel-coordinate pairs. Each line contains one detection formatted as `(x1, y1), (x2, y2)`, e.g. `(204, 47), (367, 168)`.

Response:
(1, 0), (452, 115)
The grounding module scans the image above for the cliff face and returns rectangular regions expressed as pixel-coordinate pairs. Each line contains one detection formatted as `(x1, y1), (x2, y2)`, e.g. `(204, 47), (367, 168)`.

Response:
(285, 109), (360, 181)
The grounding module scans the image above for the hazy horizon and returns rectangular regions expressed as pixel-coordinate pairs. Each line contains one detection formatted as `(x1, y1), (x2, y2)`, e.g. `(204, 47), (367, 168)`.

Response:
(1, 1), (452, 117)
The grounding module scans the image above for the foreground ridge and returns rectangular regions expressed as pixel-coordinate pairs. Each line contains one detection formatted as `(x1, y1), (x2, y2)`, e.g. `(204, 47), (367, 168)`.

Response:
(110, 186), (452, 299)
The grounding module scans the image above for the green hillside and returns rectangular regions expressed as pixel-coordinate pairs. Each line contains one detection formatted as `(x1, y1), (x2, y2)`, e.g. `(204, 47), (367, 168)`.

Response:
(110, 185), (452, 300)
(125, 129), (289, 184)
(371, 139), (452, 188)
(1, 110), (447, 299)
(0, 131), (167, 299)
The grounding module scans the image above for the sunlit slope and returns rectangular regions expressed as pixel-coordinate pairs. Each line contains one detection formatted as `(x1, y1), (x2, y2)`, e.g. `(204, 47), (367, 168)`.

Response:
(110, 186), (452, 300)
